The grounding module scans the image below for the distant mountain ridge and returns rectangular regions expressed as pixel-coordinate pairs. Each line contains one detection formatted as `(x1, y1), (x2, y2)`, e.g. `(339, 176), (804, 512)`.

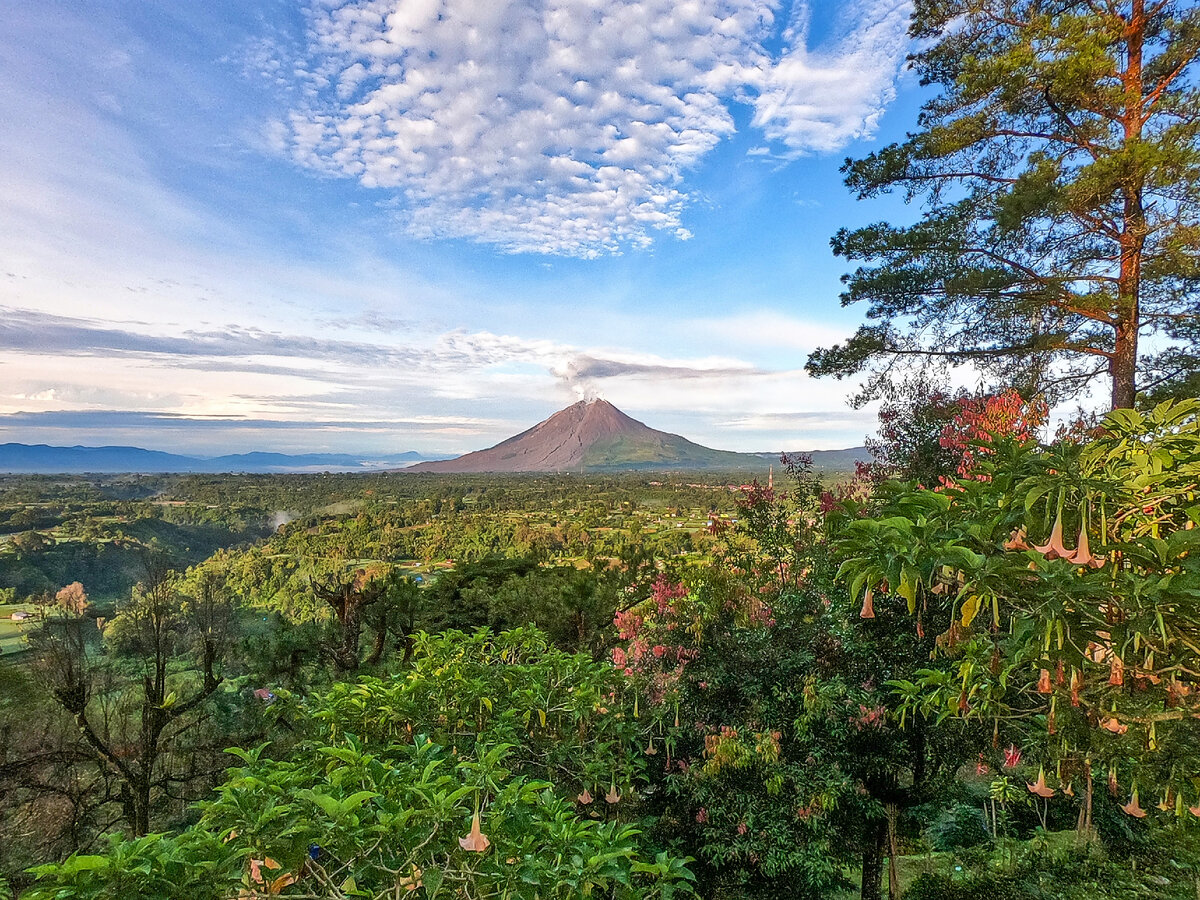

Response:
(407, 399), (869, 473)
(0, 444), (434, 474)
(0, 403), (870, 475)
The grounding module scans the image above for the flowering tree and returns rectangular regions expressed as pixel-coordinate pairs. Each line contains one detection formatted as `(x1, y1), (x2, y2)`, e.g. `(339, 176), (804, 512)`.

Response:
(938, 389), (1048, 479)
(615, 462), (975, 900)
(54, 582), (88, 616)
(837, 399), (1200, 832)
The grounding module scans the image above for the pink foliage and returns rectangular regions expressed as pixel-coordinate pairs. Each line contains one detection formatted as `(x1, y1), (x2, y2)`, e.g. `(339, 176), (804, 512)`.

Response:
(940, 390), (1047, 479)
(854, 704), (887, 729)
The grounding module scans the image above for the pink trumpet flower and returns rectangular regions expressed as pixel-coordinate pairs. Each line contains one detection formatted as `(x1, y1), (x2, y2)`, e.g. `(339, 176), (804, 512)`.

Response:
(459, 810), (491, 852)
(1067, 526), (1105, 568)
(1027, 767), (1055, 798)
(1121, 790), (1147, 818)
(605, 782), (621, 804)
(1033, 513), (1070, 560)
(577, 788), (593, 805)
(860, 587), (875, 619)
(1003, 744), (1022, 769)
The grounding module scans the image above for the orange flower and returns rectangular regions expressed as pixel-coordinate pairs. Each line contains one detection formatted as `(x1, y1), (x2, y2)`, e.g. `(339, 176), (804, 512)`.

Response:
(577, 788), (593, 805)
(1067, 526), (1105, 568)
(1108, 655), (1125, 686)
(1121, 790), (1147, 818)
(860, 587), (875, 619)
(1033, 512), (1070, 559)
(459, 810), (491, 853)
(1003, 527), (1029, 551)
(1036, 669), (1052, 694)
(1027, 767), (1055, 798)
(605, 780), (621, 804)
(1100, 716), (1128, 734)
(249, 858), (280, 885)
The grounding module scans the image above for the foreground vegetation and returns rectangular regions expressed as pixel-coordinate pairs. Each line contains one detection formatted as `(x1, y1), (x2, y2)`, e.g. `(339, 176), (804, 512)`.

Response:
(0, 396), (1198, 899)
(4, 1), (1200, 895)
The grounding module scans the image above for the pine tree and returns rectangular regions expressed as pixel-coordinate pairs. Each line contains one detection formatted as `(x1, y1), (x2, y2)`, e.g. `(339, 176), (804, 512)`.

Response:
(808, 0), (1200, 409)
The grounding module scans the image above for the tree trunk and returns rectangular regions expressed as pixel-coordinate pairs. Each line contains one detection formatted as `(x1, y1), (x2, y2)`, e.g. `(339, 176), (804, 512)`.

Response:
(336, 601), (363, 672)
(365, 606), (388, 666)
(132, 773), (151, 836)
(1111, 274), (1142, 411)
(1084, 763), (1094, 836)
(886, 802), (901, 900)
(1112, 0), (1146, 411)
(860, 818), (886, 900)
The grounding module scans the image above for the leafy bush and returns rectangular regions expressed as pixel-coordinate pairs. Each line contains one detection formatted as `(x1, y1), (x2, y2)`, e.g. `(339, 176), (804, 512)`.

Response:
(23, 628), (695, 900)
(904, 836), (1200, 900)
(926, 803), (990, 852)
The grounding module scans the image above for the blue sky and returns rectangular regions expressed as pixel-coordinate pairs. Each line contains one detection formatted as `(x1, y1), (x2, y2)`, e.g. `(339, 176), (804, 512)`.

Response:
(1, 0), (926, 456)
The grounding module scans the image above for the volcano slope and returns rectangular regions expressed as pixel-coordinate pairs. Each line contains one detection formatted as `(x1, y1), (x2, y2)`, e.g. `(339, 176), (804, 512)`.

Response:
(407, 399), (766, 473)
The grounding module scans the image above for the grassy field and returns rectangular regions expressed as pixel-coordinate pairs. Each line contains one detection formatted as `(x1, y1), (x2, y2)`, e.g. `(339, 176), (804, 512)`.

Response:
(0, 603), (35, 656)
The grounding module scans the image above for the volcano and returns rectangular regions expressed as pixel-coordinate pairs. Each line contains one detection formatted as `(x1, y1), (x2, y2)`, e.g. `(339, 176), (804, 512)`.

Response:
(407, 399), (765, 473)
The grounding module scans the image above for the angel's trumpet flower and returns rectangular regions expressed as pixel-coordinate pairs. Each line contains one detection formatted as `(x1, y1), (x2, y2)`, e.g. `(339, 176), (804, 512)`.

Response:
(459, 809), (491, 852)
(605, 779), (621, 804)
(1121, 790), (1147, 818)
(1004, 527), (1029, 551)
(1067, 525), (1105, 568)
(860, 587), (875, 619)
(1033, 512), (1070, 560)
(1109, 655), (1125, 687)
(1027, 767), (1055, 798)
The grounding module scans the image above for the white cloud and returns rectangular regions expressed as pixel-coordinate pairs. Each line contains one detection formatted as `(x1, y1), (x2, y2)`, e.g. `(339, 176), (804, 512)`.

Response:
(747, 0), (912, 154)
(688, 310), (855, 352)
(0, 304), (869, 452)
(280, 0), (912, 256)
